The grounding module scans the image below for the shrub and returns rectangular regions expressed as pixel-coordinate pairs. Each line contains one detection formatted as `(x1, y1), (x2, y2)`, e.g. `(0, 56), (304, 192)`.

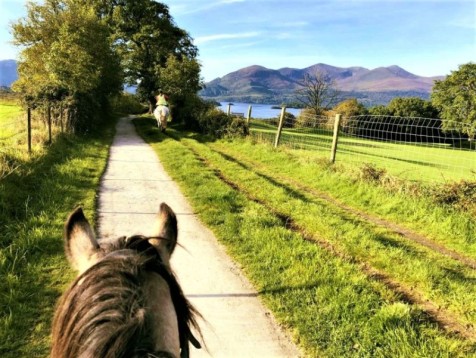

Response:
(226, 117), (249, 137)
(282, 112), (296, 128)
(295, 108), (328, 128)
(197, 107), (249, 138)
(430, 180), (476, 214)
(357, 163), (476, 215)
(111, 93), (147, 115)
(358, 163), (387, 183)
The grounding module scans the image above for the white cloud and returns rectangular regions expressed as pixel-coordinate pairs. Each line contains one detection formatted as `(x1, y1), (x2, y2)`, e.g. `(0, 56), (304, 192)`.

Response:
(195, 31), (261, 45)
(167, 0), (245, 15)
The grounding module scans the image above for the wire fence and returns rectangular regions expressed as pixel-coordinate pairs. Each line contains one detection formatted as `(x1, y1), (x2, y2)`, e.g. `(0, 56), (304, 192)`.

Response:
(248, 110), (476, 184)
(0, 104), (71, 179)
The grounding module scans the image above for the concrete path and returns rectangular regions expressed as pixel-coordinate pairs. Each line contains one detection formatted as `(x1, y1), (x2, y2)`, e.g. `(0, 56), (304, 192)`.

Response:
(97, 117), (301, 358)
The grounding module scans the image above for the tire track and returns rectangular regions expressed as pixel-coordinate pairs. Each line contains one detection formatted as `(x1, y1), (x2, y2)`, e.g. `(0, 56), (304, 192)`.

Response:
(210, 146), (476, 271)
(180, 140), (476, 342)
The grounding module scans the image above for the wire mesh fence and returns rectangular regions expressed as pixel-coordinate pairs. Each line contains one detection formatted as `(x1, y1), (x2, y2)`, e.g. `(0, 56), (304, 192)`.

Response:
(248, 110), (476, 184)
(0, 104), (70, 179)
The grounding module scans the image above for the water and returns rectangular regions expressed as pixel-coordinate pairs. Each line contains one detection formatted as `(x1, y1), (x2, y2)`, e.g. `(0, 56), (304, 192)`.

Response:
(219, 102), (301, 119)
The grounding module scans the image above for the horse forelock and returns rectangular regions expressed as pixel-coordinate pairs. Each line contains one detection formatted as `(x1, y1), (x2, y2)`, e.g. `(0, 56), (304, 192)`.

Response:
(51, 236), (200, 358)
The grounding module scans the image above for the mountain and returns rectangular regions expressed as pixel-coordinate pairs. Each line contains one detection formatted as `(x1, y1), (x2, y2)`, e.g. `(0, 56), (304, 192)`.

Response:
(0, 60), (18, 87)
(200, 63), (444, 106)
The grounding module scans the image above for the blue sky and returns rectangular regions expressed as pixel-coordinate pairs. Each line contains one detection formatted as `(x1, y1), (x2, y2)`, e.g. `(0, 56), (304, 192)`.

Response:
(1, 0), (475, 81)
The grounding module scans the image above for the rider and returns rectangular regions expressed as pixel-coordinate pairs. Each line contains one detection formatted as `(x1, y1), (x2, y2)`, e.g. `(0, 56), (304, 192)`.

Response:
(154, 89), (170, 132)
(156, 89), (169, 107)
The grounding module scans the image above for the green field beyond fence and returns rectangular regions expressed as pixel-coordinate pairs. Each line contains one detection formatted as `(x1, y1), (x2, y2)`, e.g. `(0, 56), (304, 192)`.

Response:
(0, 102), (71, 161)
(249, 113), (476, 183)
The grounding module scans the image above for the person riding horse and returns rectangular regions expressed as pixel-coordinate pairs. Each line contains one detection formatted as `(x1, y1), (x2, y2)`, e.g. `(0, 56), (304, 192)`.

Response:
(154, 89), (170, 132)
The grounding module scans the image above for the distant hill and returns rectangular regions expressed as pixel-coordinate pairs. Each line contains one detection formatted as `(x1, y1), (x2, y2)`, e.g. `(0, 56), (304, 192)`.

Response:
(200, 63), (444, 106)
(0, 60), (18, 87)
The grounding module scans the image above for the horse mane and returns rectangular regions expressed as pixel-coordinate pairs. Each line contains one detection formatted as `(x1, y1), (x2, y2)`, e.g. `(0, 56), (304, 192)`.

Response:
(51, 236), (201, 358)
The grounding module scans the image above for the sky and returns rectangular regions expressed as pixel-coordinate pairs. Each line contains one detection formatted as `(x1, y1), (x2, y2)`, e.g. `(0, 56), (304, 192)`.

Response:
(1, 0), (475, 82)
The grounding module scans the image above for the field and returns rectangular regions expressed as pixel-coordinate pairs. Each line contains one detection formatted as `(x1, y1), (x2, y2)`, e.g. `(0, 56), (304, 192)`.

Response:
(134, 117), (476, 356)
(0, 101), (68, 163)
(0, 102), (24, 144)
(250, 119), (476, 183)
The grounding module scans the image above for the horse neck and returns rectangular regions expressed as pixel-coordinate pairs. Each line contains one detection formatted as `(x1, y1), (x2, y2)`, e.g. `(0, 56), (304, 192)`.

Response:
(143, 271), (180, 356)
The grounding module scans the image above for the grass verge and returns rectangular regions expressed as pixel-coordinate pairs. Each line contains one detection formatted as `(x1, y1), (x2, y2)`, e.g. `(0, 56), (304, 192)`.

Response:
(0, 117), (115, 357)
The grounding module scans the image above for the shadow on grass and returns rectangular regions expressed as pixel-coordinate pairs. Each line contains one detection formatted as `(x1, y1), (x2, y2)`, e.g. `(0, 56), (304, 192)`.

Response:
(0, 116), (117, 356)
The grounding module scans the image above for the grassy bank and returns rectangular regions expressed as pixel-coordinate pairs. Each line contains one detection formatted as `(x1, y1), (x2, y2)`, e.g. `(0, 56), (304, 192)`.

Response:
(0, 117), (115, 356)
(134, 116), (476, 357)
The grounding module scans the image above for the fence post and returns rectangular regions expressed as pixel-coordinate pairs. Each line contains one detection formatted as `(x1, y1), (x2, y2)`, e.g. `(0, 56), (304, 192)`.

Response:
(226, 103), (231, 116)
(246, 105), (252, 124)
(330, 113), (342, 163)
(27, 108), (32, 154)
(47, 105), (52, 144)
(274, 106), (286, 148)
(60, 104), (64, 133)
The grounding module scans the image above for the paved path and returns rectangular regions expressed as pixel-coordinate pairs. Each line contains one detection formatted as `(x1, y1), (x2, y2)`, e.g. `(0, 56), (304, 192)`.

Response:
(97, 117), (301, 357)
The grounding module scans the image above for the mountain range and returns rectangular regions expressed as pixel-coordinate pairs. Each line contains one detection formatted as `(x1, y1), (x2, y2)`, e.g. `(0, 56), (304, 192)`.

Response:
(200, 63), (444, 106)
(0, 59), (444, 106)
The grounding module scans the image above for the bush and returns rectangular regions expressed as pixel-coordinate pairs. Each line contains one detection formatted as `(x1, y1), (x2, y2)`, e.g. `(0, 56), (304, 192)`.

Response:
(358, 163), (387, 183)
(430, 180), (476, 214)
(282, 112), (296, 128)
(197, 107), (249, 138)
(357, 163), (476, 215)
(226, 117), (250, 137)
(295, 108), (327, 128)
(111, 93), (147, 115)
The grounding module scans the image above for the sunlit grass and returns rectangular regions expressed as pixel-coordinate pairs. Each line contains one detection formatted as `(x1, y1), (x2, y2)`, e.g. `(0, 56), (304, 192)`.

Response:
(134, 117), (476, 357)
(250, 119), (476, 183)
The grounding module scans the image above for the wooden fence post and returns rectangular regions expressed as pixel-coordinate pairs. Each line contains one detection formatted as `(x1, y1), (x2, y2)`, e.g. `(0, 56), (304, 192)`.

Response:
(27, 108), (32, 154)
(60, 104), (64, 133)
(47, 105), (52, 144)
(274, 106), (286, 148)
(246, 105), (252, 124)
(330, 113), (342, 163)
(227, 103), (231, 116)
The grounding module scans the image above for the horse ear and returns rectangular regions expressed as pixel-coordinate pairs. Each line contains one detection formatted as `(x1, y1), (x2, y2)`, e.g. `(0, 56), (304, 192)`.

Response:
(149, 202), (178, 257)
(64, 207), (100, 274)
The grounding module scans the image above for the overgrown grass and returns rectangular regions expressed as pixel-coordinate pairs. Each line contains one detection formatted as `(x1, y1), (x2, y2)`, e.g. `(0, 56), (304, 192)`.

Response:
(134, 117), (476, 357)
(0, 117), (115, 356)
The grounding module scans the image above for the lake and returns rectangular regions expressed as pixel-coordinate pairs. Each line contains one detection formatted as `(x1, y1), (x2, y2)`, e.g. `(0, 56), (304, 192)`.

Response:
(219, 102), (301, 119)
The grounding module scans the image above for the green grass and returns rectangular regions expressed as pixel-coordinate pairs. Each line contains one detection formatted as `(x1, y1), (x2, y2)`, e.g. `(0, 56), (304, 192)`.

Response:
(249, 119), (476, 183)
(0, 103), (24, 141)
(134, 116), (476, 357)
(0, 103), (23, 121)
(0, 118), (115, 357)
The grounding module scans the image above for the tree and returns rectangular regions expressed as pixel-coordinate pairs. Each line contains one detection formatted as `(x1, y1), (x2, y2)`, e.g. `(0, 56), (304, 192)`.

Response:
(368, 105), (390, 116)
(156, 54), (203, 124)
(431, 62), (476, 142)
(330, 98), (367, 118)
(295, 71), (341, 115)
(12, 0), (122, 130)
(387, 97), (439, 118)
(92, 0), (199, 113)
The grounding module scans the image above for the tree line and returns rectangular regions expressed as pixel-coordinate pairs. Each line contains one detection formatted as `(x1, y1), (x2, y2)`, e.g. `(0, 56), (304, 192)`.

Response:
(12, 0), (202, 132)
(295, 63), (476, 143)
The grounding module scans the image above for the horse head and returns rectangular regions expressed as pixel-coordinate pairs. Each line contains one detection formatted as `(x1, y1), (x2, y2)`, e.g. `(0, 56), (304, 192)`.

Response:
(51, 203), (201, 358)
